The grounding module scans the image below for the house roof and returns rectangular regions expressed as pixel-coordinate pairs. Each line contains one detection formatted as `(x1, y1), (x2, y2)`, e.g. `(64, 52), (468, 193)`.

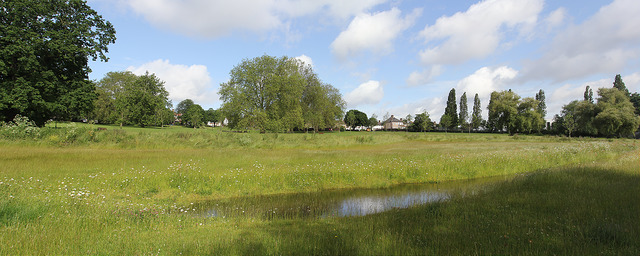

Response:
(385, 115), (402, 123)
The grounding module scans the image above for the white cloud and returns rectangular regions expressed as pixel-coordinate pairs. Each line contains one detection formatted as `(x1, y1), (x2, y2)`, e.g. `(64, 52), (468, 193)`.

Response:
(126, 0), (387, 38)
(522, 0), (640, 82)
(455, 66), (518, 119)
(295, 54), (314, 68)
(544, 8), (566, 30)
(418, 0), (543, 65)
(331, 8), (421, 60)
(406, 65), (443, 86)
(456, 66), (518, 99)
(127, 59), (217, 107)
(345, 80), (384, 106)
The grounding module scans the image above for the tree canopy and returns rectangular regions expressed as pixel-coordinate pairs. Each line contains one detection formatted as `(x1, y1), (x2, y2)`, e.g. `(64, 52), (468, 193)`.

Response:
(1, 0), (116, 126)
(220, 55), (344, 132)
(441, 88), (458, 129)
(92, 71), (171, 127)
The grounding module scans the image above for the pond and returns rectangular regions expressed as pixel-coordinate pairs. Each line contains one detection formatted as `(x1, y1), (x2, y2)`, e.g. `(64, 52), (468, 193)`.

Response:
(196, 175), (513, 220)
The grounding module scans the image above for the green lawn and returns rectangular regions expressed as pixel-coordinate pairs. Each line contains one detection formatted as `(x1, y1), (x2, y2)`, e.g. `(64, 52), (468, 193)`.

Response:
(1, 125), (638, 254)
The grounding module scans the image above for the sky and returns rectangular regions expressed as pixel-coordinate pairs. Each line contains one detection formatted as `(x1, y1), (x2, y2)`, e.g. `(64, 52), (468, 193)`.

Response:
(86, 0), (640, 122)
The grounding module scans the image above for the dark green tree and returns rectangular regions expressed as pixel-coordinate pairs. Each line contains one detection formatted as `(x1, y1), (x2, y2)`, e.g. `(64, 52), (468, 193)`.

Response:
(514, 97), (544, 134)
(584, 86), (594, 103)
(535, 89), (546, 119)
(594, 88), (639, 137)
(0, 0), (116, 126)
(204, 108), (222, 127)
(344, 109), (367, 130)
(630, 92), (640, 115)
(410, 112), (432, 132)
(471, 93), (483, 131)
(441, 88), (458, 130)
(613, 74), (630, 97)
(184, 104), (205, 128)
(459, 92), (468, 132)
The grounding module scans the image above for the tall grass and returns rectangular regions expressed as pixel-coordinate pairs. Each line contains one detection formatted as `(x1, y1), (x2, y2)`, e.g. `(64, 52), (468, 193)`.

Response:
(0, 123), (638, 254)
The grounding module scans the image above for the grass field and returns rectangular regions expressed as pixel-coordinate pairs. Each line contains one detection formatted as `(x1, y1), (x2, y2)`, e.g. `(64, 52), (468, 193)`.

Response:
(1, 124), (638, 254)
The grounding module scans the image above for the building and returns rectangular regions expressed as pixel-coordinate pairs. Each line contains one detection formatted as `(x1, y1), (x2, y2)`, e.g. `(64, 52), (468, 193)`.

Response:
(383, 115), (406, 130)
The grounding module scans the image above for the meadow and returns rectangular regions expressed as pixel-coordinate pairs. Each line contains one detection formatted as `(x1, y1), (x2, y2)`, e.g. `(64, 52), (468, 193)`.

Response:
(1, 123), (638, 254)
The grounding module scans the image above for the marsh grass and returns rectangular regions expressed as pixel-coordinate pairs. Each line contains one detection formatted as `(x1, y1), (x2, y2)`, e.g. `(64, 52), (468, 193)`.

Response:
(0, 124), (638, 254)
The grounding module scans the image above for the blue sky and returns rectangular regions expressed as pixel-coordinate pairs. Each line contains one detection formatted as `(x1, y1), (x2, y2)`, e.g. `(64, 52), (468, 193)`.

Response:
(86, 0), (640, 121)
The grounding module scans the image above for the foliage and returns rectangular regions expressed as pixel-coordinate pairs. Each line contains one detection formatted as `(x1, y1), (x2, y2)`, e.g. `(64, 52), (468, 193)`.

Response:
(184, 104), (205, 128)
(471, 93), (483, 131)
(175, 99), (195, 119)
(513, 97), (545, 134)
(344, 109), (368, 129)
(0, 0), (116, 126)
(584, 86), (594, 103)
(487, 90), (520, 134)
(630, 93), (640, 115)
(409, 112), (432, 132)
(441, 88), (458, 129)
(92, 71), (138, 124)
(613, 74), (630, 97)
(459, 92), (468, 132)
(594, 88), (639, 137)
(535, 89), (546, 119)
(204, 108), (222, 127)
(220, 55), (344, 132)
(118, 72), (171, 127)
(0, 115), (40, 139)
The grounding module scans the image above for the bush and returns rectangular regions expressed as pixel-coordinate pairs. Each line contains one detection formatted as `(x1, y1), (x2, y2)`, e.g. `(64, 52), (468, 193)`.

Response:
(0, 115), (40, 139)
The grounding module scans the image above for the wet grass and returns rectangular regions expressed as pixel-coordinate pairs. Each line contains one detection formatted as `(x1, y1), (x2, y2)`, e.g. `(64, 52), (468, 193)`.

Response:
(0, 126), (638, 254)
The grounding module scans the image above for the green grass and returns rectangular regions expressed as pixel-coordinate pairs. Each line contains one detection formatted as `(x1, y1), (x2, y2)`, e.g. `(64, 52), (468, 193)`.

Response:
(0, 125), (638, 254)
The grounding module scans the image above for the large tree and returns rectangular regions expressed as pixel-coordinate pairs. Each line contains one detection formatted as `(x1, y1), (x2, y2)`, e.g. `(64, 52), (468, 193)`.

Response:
(459, 92), (468, 132)
(120, 72), (171, 127)
(613, 74), (630, 97)
(220, 55), (343, 132)
(410, 112), (432, 132)
(487, 90), (520, 134)
(93, 71), (137, 124)
(471, 93), (483, 131)
(344, 109), (368, 130)
(441, 88), (458, 130)
(1, 0), (116, 126)
(594, 88), (639, 137)
(535, 89), (546, 120)
(514, 97), (545, 134)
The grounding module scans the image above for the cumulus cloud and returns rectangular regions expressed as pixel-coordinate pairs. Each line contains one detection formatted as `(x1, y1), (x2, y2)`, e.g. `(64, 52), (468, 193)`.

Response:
(455, 66), (518, 119)
(127, 59), (217, 107)
(544, 8), (566, 30)
(521, 0), (640, 82)
(406, 65), (443, 86)
(418, 0), (543, 65)
(126, 0), (387, 38)
(295, 54), (314, 68)
(345, 80), (384, 106)
(331, 8), (421, 60)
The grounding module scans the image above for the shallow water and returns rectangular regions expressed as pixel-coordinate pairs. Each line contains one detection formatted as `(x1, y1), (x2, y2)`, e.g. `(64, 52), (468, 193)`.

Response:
(196, 175), (513, 219)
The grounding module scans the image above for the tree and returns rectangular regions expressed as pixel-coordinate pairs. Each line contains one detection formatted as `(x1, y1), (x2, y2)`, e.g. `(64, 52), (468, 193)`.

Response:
(442, 88), (458, 130)
(487, 90), (520, 134)
(92, 71), (137, 124)
(1, 0), (116, 126)
(368, 115), (378, 130)
(344, 110), (357, 130)
(175, 99), (195, 123)
(594, 88), (639, 137)
(613, 74), (630, 97)
(584, 86), (594, 103)
(563, 113), (577, 137)
(535, 89), (546, 120)
(471, 93), (483, 131)
(630, 92), (640, 115)
(514, 97), (544, 134)
(459, 92), (468, 132)
(184, 104), (205, 128)
(220, 55), (343, 132)
(410, 112), (432, 132)
(204, 108), (222, 127)
(120, 72), (171, 127)
(439, 115), (452, 133)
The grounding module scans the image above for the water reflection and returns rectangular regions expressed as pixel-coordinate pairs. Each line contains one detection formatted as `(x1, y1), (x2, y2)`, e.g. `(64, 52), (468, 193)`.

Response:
(197, 176), (511, 219)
